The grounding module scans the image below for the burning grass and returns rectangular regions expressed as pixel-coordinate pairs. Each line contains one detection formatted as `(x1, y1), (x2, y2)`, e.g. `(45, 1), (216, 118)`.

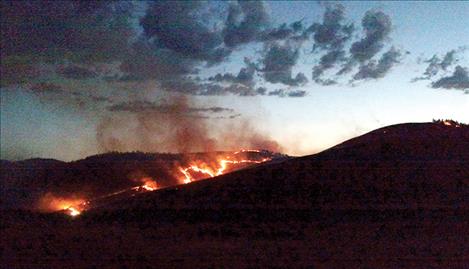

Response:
(35, 149), (273, 217)
(177, 150), (271, 184)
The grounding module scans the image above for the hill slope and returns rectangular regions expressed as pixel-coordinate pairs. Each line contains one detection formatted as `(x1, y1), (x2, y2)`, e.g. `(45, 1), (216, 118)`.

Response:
(94, 122), (468, 213)
(2, 122), (468, 268)
(1, 150), (286, 210)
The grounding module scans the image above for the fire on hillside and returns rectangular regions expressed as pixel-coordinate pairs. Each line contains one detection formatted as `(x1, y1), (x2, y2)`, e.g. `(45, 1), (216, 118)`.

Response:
(38, 150), (272, 217)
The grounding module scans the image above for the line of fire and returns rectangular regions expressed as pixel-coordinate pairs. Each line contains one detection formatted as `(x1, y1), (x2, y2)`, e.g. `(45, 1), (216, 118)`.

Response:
(41, 149), (273, 217)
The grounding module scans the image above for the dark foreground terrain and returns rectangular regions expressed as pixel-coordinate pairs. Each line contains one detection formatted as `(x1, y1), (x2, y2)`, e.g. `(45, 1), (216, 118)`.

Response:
(2, 122), (468, 268)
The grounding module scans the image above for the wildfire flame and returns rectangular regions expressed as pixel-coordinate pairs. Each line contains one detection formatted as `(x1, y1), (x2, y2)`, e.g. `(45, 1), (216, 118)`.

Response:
(38, 193), (87, 214)
(179, 150), (271, 184)
(37, 150), (271, 217)
(140, 178), (158, 191)
(65, 206), (81, 217)
(38, 178), (160, 217)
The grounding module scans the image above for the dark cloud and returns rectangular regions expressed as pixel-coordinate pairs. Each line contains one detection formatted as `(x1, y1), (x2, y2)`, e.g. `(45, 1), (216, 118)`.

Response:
(27, 82), (113, 111)
(208, 58), (257, 87)
(268, 89), (307, 98)
(312, 49), (346, 81)
(314, 78), (338, 86)
(1, 1), (134, 86)
(309, 5), (354, 83)
(223, 1), (269, 48)
(259, 20), (307, 42)
(256, 87), (267, 95)
(108, 100), (235, 115)
(155, 79), (262, 97)
(260, 24), (295, 42)
(141, 1), (229, 64)
(348, 10), (392, 63)
(1, 1), (402, 97)
(287, 90), (307, 97)
(29, 82), (112, 103)
(268, 89), (284, 96)
(119, 39), (197, 82)
(1, 1), (133, 62)
(308, 7), (399, 85)
(413, 48), (466, 82)
(352, 47), (401, 81)
(431, 66), (469, 90)
(418, 55), (443, 80)
(440, 50), (457, 70)
(308, 5), (354, 85)
(262, 45), (308, 86)
(335, 9), (393, 77)
(56, 65), (97, 80)
(30, 82), (63, 94)
(309, 4), (354, 51)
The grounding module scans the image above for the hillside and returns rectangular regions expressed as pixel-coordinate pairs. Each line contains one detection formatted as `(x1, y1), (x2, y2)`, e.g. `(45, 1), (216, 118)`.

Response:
(2, 122), (468, 268)
(90, 121), (468, 213)
(0, 150), (286, 210)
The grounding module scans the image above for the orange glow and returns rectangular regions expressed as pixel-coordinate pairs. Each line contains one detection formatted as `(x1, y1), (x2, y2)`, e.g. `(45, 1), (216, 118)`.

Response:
(442, 120), (460, 127)
(131, 177), (159, 192)
(233, 149), (261, 154)
(141, 178), (158, 191)
(65, 206), (81, 217)
(179, 151), (271, 184)
(37, 193), (87, 213)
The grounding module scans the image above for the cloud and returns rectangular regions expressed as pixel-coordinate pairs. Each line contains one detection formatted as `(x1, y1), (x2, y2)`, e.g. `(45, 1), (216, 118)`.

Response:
(309, 5), (355, 83)
(287, 90), (307, 97)
(352, 47), (402, 81)
(262, 44), (308, 86)
(223, 1), (269, 48)
(334, 10), (393, 78)
(413, 47), (466, 81)
(56, 65), (97, 80)
(1, 1), (134, 86)
(119, 39), (197, 82)
(208, 58), (257, 87)
(141, 1), (229, 64)
(308, 7), (398, 85)
(268, 89), (307, 97)
(259, 20), (307, 42)
(309, 4), (354, 51)
(1, 1), (403, 95)
(108, 100), (235, 115)
(25, 82), (113, 112)
(440, 50), (458, 70)
(312, 49), (346, 82)
(29, 82), (63, 94)
(256, 87), (267, 95)
(1, 1), (133, 62)
(348, 10), (392, 63)
(156, 78), (262, 97)
(431, 66), (469, 90)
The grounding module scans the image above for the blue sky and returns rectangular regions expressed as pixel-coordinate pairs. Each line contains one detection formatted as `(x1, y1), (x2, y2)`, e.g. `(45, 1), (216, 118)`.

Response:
(1, 1), (468, 160)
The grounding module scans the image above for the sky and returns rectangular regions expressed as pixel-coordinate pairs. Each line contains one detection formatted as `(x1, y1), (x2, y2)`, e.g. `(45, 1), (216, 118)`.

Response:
(1, 1), (468, 161)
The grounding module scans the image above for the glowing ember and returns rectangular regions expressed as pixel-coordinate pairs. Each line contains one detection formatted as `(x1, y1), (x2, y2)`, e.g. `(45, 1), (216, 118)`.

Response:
(179, 151), (271, 184)
(131, 177), (159, 192)
(141, 179), (158, 191)
(442, 120), (460, 127)
(65, 206), (81, 217)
